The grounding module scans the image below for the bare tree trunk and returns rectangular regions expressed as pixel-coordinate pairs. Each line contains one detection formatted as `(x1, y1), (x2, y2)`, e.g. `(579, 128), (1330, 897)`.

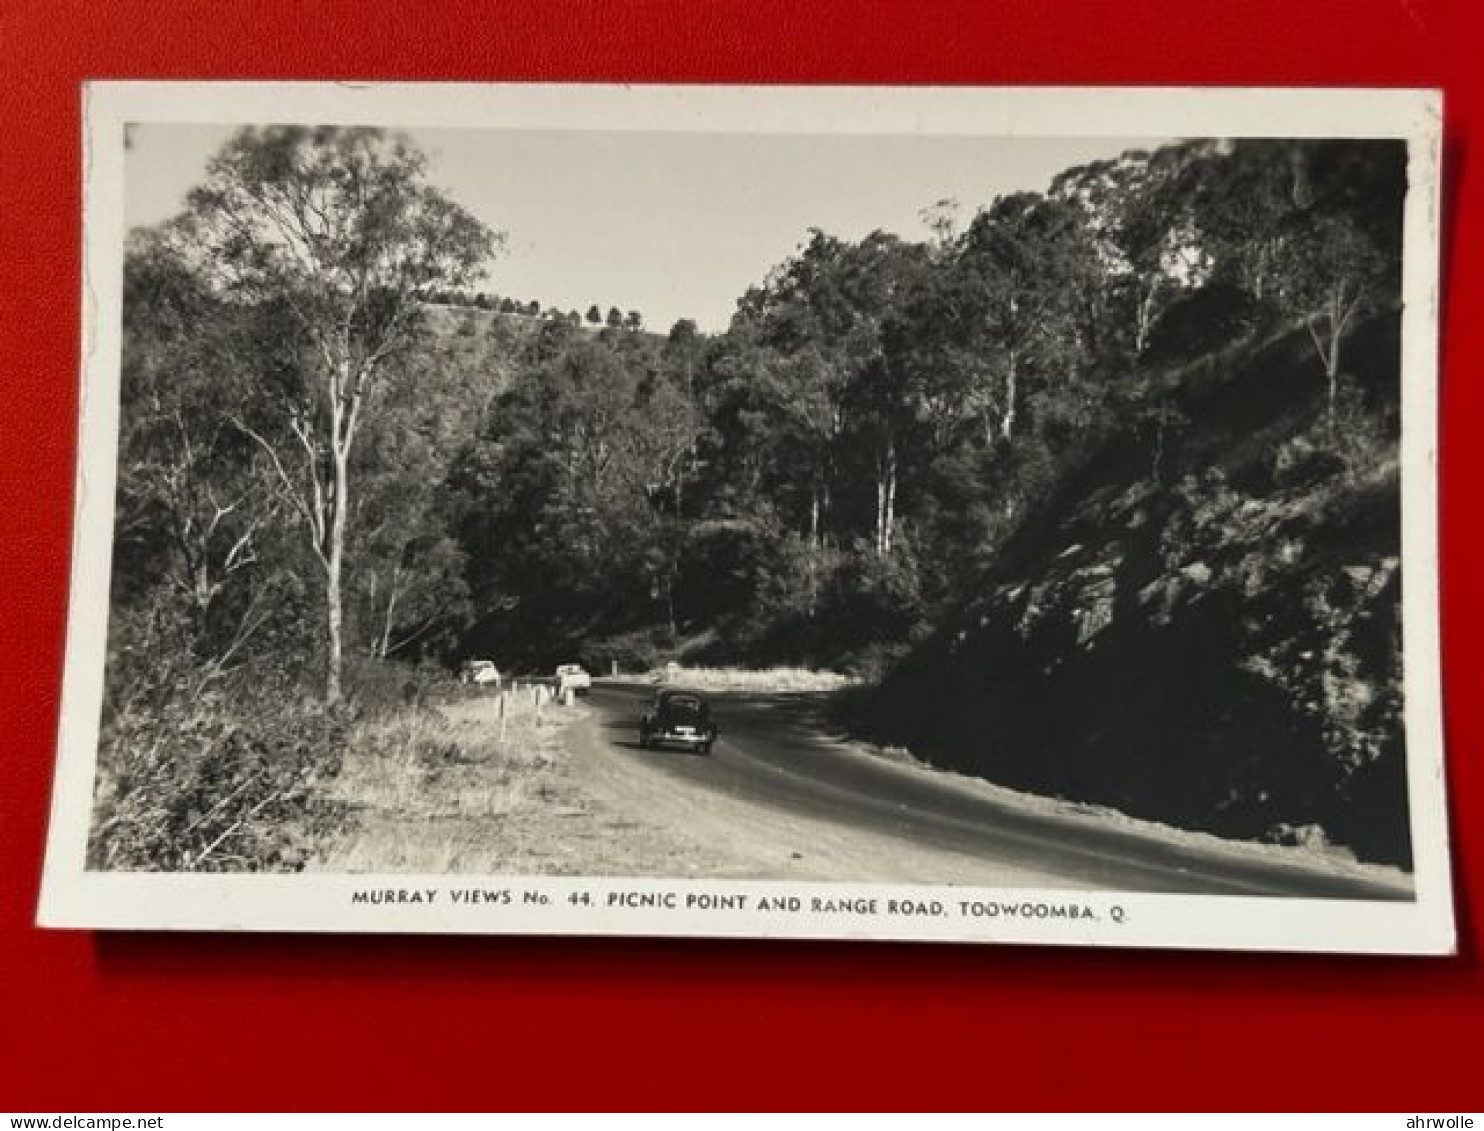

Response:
(883, 442), (897, 557)
(1135, 276), (1161, 356)
(821, 480), (832, 547)
(1001, 352), (1019, 442)
(325, 552), (345, 702)
(1151, 401), (1172, 483)
(1328, 281), (1351, 423)
(325, 438), (350, 703)
(873, 441), (898, 558)
(874, 477), (884, 557)
(376, 564), (402, 660)
(1327, 324), (1342, 418)
(1306, 292), (1348, 433)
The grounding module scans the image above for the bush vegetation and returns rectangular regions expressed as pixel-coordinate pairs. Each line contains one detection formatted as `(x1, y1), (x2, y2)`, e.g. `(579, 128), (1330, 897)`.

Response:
(88, 661), (346, 872)
(312, 687), (574, 873)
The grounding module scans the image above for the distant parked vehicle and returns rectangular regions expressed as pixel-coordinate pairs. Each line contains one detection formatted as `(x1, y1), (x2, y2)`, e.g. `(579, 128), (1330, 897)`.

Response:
(555, 663), (592, 695)
(639, 688), (718, 755)
(459, 659), (501, 687)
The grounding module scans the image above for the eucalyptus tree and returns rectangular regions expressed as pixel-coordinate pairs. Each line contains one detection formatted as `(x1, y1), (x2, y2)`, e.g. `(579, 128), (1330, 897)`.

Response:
(1051, 146), (1205, 362)
(175, 126), (498, 702)
(730, 229), (931, 558)
(953, 192), (1087, 444)
(1279, 212), (1390, 422)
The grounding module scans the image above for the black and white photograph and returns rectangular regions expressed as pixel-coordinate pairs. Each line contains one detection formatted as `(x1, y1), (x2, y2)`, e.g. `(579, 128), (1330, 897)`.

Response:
(39, 84), (1451, 951)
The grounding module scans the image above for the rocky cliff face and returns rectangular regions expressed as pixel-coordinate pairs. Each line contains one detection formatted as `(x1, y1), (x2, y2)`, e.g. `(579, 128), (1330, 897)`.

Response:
(860, 315), (1411, 865)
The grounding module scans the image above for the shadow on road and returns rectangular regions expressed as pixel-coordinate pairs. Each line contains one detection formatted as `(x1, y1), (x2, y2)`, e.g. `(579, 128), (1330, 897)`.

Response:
(608, 738), (711, 761)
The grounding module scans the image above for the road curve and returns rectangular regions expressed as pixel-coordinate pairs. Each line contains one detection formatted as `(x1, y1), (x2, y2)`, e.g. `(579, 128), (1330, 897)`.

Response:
(580, 682), (1414, 899)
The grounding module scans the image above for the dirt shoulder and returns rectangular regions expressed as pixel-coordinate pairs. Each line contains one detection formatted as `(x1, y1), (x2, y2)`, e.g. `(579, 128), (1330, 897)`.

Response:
(310, 691), (745, 875)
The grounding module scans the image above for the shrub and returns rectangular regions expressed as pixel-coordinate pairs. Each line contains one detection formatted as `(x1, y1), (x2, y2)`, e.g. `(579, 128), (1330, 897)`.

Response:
(1272, 433), (1347, 490)
(88, 668), (347, 872)
(816, 538), (926, 654)
(342, 656), (460, 721)
(837, 640), (912, 685)
(579, 626), (675, 674)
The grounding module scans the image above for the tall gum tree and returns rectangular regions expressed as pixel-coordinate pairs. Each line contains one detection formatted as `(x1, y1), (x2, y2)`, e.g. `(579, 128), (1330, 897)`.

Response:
(1051, 146), (1203, 363)
(1278, 211), (1389, 424)
(177, 126), (498, 702)
(955, 193), (1084, 444)
(734, 230), (929, 559)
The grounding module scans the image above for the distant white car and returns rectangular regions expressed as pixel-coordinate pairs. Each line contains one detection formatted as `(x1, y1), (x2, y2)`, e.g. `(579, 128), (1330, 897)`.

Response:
(460, 659), (501, 687)
(555, 663), (592, 695)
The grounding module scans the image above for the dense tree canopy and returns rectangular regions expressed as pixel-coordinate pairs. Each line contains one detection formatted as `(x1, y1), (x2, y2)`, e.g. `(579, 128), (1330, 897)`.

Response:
(122, 127), (498, 701)
(116, 135), (1406, 684)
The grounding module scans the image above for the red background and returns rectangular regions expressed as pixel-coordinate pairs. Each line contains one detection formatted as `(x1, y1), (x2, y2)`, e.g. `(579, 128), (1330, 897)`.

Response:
(1, 0), (1480, 1110)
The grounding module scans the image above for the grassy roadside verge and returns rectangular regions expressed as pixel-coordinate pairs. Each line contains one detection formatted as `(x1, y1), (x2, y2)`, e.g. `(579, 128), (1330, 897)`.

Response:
(310, 685), (585, 873)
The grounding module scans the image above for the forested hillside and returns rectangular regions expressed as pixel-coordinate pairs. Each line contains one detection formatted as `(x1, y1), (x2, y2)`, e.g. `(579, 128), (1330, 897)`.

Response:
(97, 127), (1410, 869)
(452, 140), (1405, 685)
(850, 312), (1409, 864)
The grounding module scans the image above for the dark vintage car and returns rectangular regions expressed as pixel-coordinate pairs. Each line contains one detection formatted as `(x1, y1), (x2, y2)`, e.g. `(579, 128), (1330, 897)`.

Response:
(639, 688), (718, 755)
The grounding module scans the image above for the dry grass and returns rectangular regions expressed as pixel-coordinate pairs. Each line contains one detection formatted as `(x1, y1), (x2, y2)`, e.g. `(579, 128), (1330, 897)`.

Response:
(858, 741), (931, 768)
(641, 666), (856, 694)
(310, 686), (578, 873)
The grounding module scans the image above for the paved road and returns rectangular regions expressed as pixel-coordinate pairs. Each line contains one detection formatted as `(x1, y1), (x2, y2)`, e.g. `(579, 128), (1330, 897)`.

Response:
(582, 682), (1413, 899)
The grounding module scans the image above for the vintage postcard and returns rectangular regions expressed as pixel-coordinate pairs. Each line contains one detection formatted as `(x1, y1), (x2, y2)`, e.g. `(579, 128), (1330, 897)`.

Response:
(39, 82), (1451, 952)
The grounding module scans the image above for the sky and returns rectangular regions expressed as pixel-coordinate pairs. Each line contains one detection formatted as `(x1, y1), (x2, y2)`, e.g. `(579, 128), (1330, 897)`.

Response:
(125, 124), (1162, 333)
